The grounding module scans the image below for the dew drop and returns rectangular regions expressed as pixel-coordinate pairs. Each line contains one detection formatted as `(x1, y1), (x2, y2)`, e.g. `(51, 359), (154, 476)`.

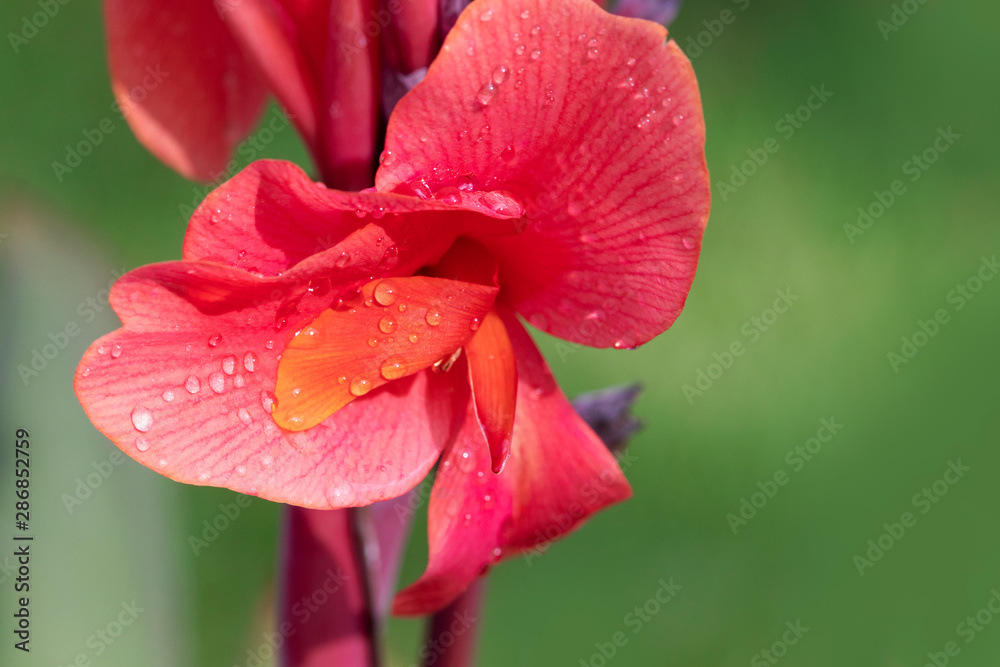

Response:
(515, 44), (526, 56)
(520, 9), (530, 18)
(373, 280), (397, 306)
(627, 57), (637, 67)
(479, 7), (492, 21)
(208, 334), (222, 347)
(368, 337), (379, 348)
(264, 339), (274, 350)
(338, 374), (348, 384)
(637, 115), (652, 130)
(587, 47), (599, 60)
(222, 355), (236, 375)
(81, 367), (91, 377)
(260, 390), (276, 412)
(244, 351), (258, 372)
(673, 113), (685, 127)
(469, 317), (482, 331)
(97, 345), (108, 355)
(380, 357), (407, 380)
(209, 371), (226, 393)
(162, 389), (175, 403)
(135, 437), (149, 452)
(185, 376), (201, 394)
(530, 49), (541, 61)
(492, 65), (510, 85)
(234, 375), (246, 388)
(349, 376), (373, 397)
(379, 149), (395, 166)
(291, 387), (301, 397)
(425, 309), (442, 326)
(398, 303), (408, 313)
(379, 316), (398, 334)
(459, 450), (475, 473)
(408, 333), (419, 344)
(476, 81), (498, 108)
(682, 236), (696, 250)
(500, 145), (516, 161)
(111, 344), (123, 359)
(335, 251), (351, 268)
(531, 24), (542, 36)
(131, 406), (154, 432)
(238, 408), (253, 426)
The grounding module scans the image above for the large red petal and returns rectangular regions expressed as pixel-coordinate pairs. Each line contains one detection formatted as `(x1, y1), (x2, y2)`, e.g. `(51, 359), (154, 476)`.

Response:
(183, 160), (464, 276)
(393, 366), (513, 615)
(274, 275), (498, 431)
(394, 309), (632, 615)
(75, 230), (467, 508)
(377, 0), (710, 347)
(499, 308), (632, 553)
(104, 0), (268, 181)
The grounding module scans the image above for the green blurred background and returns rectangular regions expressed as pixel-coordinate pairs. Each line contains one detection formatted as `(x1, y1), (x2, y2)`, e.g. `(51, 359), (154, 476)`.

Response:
(2, 0), (998, 665)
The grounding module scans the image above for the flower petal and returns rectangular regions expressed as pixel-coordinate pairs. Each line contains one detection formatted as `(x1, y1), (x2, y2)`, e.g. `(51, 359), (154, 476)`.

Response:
(274, 275), (498, 431)
(377, 0), (710, 347)
(183, 160), (504, 277)
(498, 308), (632, 553)
(464, 309), (517, 473)
(75, 231), (467, 508)
(393, 368), (514, 615)
(104, 0), (268, 181)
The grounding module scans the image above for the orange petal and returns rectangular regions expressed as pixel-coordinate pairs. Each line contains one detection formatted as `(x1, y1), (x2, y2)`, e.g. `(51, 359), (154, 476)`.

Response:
(274, 276), (497, 430)
(465, 309), (517, 473)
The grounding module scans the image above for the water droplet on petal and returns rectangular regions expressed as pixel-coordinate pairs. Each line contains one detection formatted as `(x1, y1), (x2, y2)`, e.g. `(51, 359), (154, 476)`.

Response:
(291, 387), (301, 397)
(673, 113), (685, 126)
(131, 406), (154, 432)
(492, 65), (510, 85)
(233, 374), (246, 388)
(373, 280), (397, 306)
(459, 450), (475, 473)
(336, 252), (351, 268)
(264, 339), (274, 350)
(185, 376), (201, 394)
(637, 115), (652, 130)
(515, 44), (526, 56)
(476, 81), (498, 108)
(338, 374), (348, 384)
(238, 408), (253, 426)
(531, 24), (542, 36)
(408, 333), (419, 344)
(368, 337), (379, 348)
(208, 334), (222, 347)
(627, 57), (637, 67)
(469, 317), (482, 332)
(111, 344), (123, 359)
(530, 49), (541, 61)
(520, 9), (530, 18)
(209, 371), (225, 393)
(222, 355), (236, 375)
(380, 357), (407, 380)
(135, 437), (149, 452)
(378, 316), (398, 334)
(162, 389), (175, 402)
(425, 309), (442, 326)
(349, 376), (372, 397)
(682, 236), (696, 250)
(97, 345), (108, 355)
(479, 7), (492, 21)
(260, 390), (276, 412)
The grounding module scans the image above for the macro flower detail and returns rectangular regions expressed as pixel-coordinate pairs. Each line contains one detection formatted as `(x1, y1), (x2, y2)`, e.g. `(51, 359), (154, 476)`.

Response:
(78, 0), (709, 614)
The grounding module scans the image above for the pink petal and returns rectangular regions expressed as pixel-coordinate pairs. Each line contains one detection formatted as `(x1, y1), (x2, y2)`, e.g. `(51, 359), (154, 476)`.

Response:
(75, 229), (468, 508)
(376, 0), (710, 347)
(393, 365), (514, 615)
(104, 0), (268, 181)
(498, 308), (633, 553)
(183, 159), (506, 277)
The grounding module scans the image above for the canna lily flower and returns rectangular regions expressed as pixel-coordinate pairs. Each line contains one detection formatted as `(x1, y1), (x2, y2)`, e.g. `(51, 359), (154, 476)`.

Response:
(79, 0), (709, 613)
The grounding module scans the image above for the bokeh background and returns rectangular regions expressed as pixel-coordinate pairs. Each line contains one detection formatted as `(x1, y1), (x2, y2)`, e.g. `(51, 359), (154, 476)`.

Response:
(2, 0), (999, 665)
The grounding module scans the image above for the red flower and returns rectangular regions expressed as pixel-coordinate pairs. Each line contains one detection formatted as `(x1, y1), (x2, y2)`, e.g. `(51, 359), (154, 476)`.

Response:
(81, 0), (709, 613)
